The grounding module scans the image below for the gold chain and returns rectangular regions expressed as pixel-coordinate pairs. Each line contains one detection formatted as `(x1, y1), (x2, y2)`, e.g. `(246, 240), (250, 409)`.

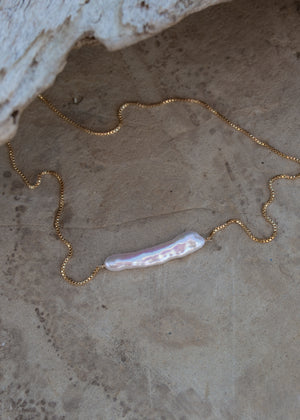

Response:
(6, 94), (300, 286)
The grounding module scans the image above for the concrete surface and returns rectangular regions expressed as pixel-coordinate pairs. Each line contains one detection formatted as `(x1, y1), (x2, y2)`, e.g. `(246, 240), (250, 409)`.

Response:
(1, 0), (300, 419)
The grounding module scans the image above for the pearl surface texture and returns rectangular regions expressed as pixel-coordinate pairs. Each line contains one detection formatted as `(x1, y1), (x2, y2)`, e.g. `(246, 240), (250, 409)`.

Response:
(104, 231), (205, 271)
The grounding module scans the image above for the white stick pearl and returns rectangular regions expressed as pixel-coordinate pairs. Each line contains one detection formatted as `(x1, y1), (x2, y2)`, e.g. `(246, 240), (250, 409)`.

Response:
(104, 231), (205, 271)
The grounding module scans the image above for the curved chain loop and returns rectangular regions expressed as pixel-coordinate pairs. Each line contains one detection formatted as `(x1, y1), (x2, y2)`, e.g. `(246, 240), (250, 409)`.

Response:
(7, 94), (300, 285)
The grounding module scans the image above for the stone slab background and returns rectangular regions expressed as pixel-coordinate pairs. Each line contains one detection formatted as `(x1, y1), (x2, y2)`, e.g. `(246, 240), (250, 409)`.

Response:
(1, 0), (300, 419)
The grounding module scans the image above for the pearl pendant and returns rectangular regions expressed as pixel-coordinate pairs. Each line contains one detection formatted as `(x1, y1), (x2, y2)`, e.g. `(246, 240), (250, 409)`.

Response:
(104, 231), (205, 271)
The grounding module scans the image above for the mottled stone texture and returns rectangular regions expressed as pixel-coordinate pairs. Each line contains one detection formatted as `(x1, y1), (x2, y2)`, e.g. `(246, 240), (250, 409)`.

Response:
(1, 0), (300, 419)
(0, 0), (229, 145)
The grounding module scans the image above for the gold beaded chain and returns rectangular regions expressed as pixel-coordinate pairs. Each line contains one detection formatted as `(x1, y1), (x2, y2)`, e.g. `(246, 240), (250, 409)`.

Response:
(6, 94), (300, 286)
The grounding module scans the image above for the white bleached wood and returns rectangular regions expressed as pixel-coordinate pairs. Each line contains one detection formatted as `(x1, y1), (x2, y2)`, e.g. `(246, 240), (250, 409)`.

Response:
(0, 0), (230, 145)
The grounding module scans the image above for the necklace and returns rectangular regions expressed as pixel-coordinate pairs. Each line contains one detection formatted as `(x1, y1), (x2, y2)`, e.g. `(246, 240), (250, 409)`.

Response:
(6, 95), (300, 286)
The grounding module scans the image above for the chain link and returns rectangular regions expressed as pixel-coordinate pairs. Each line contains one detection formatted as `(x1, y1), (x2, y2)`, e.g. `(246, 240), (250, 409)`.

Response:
(7, 94), (300, 285)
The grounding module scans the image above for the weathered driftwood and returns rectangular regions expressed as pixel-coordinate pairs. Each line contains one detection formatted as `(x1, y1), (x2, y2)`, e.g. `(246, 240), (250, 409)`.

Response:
(0, 0), (230, 145)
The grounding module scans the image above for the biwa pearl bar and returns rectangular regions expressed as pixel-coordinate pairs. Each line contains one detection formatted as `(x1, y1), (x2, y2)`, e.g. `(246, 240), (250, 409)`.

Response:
(104, 231), (205, 271)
